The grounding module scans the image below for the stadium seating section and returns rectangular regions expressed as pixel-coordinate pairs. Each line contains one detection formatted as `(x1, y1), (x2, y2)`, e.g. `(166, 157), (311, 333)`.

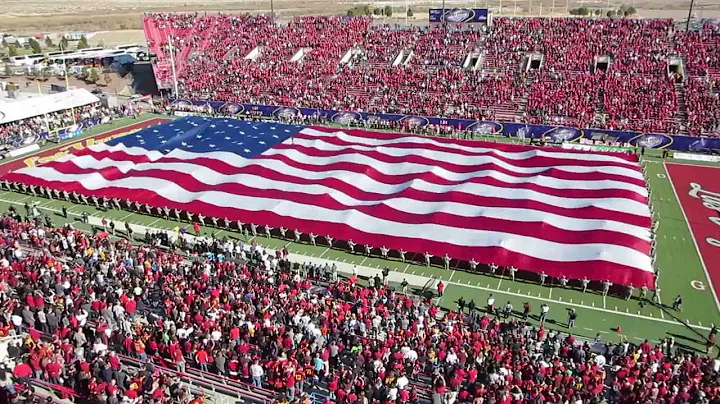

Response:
(1, 215), (719, 403)
(143, 14), (720, 137)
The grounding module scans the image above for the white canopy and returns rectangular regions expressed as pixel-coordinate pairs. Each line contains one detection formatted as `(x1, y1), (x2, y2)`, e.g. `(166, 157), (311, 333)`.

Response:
(0, 88), (100, 125)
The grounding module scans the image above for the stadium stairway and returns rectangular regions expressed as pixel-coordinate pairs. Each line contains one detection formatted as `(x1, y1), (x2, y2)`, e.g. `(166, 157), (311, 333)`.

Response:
(674, 81), (690, 133)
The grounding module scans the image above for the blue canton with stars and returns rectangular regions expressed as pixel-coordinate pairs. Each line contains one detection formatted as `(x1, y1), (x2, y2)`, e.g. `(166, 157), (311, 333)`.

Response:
(105, 116), (307, 156)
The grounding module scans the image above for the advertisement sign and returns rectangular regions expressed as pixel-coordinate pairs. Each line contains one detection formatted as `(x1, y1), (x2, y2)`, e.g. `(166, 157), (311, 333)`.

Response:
(674, 152), (720, 163)
(561, 142), (635, 154)
(170, 99), (720, 152)
(429, 8), (488, 23)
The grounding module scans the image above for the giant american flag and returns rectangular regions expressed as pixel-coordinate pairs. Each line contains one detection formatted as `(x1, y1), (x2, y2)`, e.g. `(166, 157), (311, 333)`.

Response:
(3, 116), (654, 287)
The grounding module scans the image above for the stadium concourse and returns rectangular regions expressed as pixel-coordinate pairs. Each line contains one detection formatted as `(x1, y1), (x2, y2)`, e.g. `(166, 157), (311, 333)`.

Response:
(0, 114), (717, 404)
(143, 14), (720, 137)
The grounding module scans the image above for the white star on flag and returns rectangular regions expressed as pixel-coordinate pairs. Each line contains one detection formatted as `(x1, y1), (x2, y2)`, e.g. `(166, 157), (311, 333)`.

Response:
(243, 149), (251, 153)
(259, 141), (266, 145)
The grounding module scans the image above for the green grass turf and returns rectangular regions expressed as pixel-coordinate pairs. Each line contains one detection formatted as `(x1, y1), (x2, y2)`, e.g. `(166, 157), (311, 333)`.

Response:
(1, 116), (719, 353)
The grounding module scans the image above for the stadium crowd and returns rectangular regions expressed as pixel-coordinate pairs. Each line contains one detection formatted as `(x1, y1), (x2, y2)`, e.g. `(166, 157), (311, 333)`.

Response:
(144, 13), (720, 137)
(0, 104), (133, 149)
(0, 207), (717, 404)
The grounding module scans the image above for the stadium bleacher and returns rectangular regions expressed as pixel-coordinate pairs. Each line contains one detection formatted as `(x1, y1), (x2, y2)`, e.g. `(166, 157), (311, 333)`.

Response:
(0, 214), (717, 403)
(143, 14), (720, 137)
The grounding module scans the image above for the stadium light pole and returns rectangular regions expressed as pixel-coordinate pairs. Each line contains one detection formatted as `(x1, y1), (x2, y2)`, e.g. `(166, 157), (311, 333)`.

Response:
(686, 0), (695, 32)
(168, 35), (180, 100)
(271, 0), (275, 22)
(405, 0), (409, 25)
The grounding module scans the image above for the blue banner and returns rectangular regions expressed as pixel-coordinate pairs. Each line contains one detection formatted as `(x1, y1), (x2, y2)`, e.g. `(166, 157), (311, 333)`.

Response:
(429, 8), (488, 23)
(169, 99), (720, 152)
(44, 119), (103, 142)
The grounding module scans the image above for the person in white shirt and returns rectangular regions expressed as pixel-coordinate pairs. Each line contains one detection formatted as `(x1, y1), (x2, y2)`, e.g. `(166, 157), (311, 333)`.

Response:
(487, 294), (495, 313)
(445, 349), (458, 365)
(250, 360), (264, 387)
(93, 339), (108, 354)
(396, 374), (409, 390)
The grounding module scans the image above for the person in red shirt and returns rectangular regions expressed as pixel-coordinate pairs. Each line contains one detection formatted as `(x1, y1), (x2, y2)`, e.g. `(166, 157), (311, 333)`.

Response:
(437, 281), (445, 297)
(13, 361), (32, 381)
(196, 348), (210, 372)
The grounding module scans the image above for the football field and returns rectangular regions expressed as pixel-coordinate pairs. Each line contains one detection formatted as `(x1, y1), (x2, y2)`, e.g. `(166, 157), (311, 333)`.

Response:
(2, 114), (719, 352)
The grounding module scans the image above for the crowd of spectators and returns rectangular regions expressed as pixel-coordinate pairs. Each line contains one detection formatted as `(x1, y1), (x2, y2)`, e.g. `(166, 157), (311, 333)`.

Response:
(0, 206), (718, 404)
(143, 14), (720, 136)
(525, 71), (602, 128)
(0, 103), (131, 150)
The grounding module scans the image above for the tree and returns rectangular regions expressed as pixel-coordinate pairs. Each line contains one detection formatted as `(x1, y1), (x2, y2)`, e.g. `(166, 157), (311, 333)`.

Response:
(45, 36), (53, 48)
(87, 68), (100, 83)
(79, 66), (90, 80)
(373, 7), (382, 15)
(626, 6), (636, 16)
(569, 6), (589, 15)
(407, 7), (414, 17)
(28, 38), (42, 54)
(3, 64), (11, 77)
(77, 35), (89, 50)
(346, 5), (372, 16)
(384, 5), (393, 17)
(7, 46), (18, 57)
(60, 36), (69, 50)
(594, 9), (602, 16)
(607, 10), (617, 18)
(1, 38), (7, 48)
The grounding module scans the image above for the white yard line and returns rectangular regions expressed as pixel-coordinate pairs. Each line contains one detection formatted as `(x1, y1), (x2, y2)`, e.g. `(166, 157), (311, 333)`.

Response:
(656, 294), (665, 319)
(443, 278), (710, 331)
(146, 218), (162, 228)
(117, 212), (136, 222)
(664, 162), (720, 313)
(318, 247), (330, 259)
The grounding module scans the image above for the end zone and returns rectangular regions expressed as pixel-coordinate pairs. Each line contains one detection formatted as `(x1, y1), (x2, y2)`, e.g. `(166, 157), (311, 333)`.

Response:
(0, 117), (169, 176)
(666, 162), (720, 311)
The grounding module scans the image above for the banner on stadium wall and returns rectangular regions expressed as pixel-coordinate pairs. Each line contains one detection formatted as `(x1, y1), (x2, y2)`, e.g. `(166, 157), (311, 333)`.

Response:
(169, 99), (720, 152)
(43, 119), (101, 143)
(429, 8), (488, 23)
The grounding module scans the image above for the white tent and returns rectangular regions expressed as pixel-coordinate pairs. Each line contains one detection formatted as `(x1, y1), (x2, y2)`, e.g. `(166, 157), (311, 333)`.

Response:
(0, 88), (100, 125)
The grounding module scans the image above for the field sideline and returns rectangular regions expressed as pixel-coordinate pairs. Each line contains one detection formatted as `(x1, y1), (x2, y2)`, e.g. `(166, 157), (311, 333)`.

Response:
(2, 114), (719, 352)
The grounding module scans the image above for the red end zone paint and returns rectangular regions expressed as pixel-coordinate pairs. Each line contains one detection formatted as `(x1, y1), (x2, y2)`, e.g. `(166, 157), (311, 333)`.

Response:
(0, 118), (169, 177)
(666, 163), (720, 306)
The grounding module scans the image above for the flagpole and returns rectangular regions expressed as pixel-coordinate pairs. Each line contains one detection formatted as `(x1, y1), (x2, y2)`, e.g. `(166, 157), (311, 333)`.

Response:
(168, 34), (180, 99)
(59, 42), (75, 124)
(38, 81), (51, 135)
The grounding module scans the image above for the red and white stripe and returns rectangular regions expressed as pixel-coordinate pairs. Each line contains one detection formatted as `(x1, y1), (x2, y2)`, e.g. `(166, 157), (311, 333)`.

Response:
(3, 126), (655, 287)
